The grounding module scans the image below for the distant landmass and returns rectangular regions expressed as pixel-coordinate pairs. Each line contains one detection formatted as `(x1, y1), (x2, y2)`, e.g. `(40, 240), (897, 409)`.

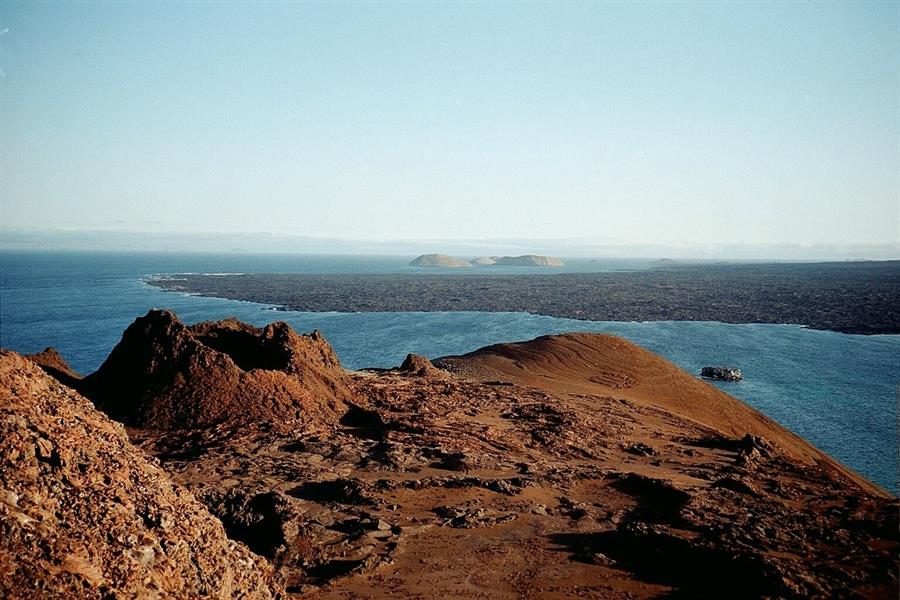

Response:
(410, 253), (564, 268)
(147, 261), (900, 334)
(474, 255), (565, 267)
(409, 254), (473, 268)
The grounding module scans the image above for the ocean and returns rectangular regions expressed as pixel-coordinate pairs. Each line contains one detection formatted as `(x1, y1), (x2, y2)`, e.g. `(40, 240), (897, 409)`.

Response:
(1, 250), (897, 493)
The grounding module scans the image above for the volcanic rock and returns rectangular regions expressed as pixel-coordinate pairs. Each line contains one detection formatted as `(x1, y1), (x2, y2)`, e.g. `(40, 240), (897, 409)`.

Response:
(701, 366), (743, 381)
(25, 347), (82, 388)
(79, 310), (353, 430)
(398, 353), (446, 378)
(0, 350), (282, 598)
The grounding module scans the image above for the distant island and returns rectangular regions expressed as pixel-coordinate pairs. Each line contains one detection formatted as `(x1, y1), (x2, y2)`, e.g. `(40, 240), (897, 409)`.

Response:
(410, 253), (565, 268)
(409, 254), (473, 268)
(472, 255), (565, 267)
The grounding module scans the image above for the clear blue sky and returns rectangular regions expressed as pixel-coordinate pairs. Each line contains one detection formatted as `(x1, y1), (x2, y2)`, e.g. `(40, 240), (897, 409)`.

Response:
(1, 1), (897, 248)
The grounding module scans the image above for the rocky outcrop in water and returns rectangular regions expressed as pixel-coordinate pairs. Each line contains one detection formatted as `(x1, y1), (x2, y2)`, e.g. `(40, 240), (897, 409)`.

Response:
(701, 366), (743, 381)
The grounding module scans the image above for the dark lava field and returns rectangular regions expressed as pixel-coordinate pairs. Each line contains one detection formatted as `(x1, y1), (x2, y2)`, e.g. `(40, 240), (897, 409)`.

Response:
(149, 261), (900, 335)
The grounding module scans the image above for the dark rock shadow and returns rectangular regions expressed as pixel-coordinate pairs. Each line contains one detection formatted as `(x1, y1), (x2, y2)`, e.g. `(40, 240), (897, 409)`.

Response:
(288, 479), (375, 506)
(340, 403), (386, 440)
(609, 473), (692, 524)
(547, 528), (777, 598)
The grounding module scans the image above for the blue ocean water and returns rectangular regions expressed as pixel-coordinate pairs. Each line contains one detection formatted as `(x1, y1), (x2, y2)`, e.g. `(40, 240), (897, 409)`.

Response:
(1, 250), (897, 493)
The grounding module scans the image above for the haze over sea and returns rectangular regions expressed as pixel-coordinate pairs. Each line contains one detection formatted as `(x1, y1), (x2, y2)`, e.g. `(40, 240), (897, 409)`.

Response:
(1, 250), (896, 493)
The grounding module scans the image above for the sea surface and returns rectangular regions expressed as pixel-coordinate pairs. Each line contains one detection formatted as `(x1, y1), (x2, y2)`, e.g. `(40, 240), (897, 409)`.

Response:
(1, 250), (897, 493)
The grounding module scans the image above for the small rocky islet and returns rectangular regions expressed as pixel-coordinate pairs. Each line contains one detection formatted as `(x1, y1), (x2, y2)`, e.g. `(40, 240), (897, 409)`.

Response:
(701, 366), (743, 381)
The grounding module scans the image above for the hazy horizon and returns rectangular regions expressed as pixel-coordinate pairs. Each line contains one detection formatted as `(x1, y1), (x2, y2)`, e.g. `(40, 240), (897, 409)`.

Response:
(1, 2), (898, 248)
(1, 226), (897, 261)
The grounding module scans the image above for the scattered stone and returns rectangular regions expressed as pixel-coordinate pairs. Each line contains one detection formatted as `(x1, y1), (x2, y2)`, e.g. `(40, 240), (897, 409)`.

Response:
(625, 442), (656, 456)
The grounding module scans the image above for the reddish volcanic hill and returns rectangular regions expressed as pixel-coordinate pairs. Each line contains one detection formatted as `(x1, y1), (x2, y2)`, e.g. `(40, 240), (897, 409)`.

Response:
(0, 350), (282, 598)
(435, 332), (887, 496)
(79, 310), (354, 430)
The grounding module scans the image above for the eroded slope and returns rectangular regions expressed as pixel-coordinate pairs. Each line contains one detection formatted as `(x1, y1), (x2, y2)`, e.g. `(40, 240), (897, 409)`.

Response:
(0, 350), (283, 599)
(436, 332), (887, 496)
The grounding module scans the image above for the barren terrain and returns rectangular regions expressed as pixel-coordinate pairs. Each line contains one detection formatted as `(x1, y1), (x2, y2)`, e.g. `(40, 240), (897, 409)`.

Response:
(4, 311), (896, 598)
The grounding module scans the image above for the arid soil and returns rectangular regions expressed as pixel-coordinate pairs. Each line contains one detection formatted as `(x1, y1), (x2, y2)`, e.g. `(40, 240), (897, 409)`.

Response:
(147, 260), (900, 334)
(2, 312), (897, 598)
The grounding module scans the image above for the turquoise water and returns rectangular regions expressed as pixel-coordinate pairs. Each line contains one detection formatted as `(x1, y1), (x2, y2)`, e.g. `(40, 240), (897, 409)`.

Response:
(1, 250), (897, 493)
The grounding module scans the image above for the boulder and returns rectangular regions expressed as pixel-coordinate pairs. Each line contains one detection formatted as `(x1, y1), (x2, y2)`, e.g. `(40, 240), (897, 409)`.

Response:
(399, 353), (447, 378)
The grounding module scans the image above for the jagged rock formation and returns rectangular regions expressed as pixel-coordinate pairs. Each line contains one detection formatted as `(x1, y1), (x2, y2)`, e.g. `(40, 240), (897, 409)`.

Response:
(25, 347), (82, 388)
(138, 328), (894, 598)
(79, 310), (354, 430)
(0, 350), (282, 599)
(408, 254), (472, 268)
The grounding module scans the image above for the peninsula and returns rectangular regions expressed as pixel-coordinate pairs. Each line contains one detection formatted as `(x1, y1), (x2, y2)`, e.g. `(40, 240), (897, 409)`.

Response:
(147, 260), (900, 334)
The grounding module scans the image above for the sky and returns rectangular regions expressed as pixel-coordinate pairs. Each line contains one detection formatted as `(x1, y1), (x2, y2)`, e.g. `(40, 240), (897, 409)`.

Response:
(1, 1), (898, 254)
